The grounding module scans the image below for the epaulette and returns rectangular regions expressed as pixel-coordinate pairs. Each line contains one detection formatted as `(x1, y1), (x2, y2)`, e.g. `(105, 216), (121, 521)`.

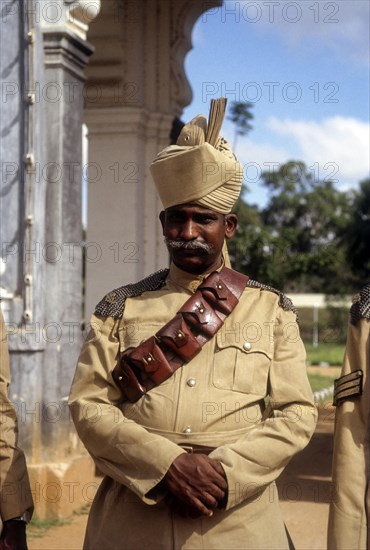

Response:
(95, 269), (169, 319)
(350, 283), (370, 325)
(247, 279), (298, 317)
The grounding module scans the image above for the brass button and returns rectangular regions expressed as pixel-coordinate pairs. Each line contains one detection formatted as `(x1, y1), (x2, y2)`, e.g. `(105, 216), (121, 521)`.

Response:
(182, 426), (192, 434)
(243, 341), (252, 351)
(186, 378), (196, 387)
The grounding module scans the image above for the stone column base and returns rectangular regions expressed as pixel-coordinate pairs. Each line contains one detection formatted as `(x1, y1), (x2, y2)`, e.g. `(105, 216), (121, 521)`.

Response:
(28, 456), (101, 519)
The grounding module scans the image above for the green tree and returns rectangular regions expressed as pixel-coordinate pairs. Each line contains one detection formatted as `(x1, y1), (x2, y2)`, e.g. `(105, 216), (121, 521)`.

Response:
(344, 178), (370, 286)
(261, 161), (353, 292)
(227, 101), (253, 152)
(228, 198), (265, 276)
(230, 161), (354, 293)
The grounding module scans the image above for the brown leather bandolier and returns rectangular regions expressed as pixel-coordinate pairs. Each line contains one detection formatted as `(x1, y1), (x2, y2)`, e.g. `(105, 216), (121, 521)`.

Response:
(112, 266), (248, 402)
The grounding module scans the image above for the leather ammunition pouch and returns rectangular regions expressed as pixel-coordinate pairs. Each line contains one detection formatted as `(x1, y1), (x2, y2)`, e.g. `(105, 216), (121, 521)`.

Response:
(112, 267), (248, 402)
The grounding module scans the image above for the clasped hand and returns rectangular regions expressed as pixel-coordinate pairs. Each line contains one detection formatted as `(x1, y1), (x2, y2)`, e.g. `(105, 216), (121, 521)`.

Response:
(164, 453), (227, 518)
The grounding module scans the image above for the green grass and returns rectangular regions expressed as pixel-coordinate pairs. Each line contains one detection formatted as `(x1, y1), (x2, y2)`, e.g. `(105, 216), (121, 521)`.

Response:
(307, 373), (336, 393)
(27, 505), (90, 539)
(305, 342), (345, 366)
(73, 505), (90, 516)
(27, 517), (72, 539)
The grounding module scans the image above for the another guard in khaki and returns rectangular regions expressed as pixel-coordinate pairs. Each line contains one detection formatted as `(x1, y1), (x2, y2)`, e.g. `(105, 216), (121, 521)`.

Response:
(0, 308), (33, 548)
(69, 99), (317, 549)
(328, 284), (370, 549)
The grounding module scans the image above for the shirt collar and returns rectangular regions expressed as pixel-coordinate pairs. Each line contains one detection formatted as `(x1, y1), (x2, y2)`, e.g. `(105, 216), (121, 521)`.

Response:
(167, 261), (224, 293)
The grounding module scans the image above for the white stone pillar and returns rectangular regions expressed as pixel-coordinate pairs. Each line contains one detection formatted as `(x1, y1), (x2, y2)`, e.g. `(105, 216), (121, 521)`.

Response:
(37, 0), (99, 460)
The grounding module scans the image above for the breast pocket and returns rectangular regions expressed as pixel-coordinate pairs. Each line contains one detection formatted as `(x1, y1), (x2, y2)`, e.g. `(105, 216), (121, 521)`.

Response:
(212, 332), (272, 396)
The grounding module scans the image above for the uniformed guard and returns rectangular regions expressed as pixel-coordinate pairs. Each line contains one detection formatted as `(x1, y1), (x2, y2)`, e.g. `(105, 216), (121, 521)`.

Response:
(0, 308), (34, 550)
(328, 283), (370, 549)
(69, 98), (317, 550)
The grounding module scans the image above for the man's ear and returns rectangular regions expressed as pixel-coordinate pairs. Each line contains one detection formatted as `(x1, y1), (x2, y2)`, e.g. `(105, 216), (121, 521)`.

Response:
(224, 214), (238, 239)
(159, 210), (166, 234)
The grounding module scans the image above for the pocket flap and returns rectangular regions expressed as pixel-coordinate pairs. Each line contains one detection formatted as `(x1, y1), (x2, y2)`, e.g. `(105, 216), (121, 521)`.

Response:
(156, 315), (202, 362)
(215, 329), (272, 359)
(129, 336), (166, 373)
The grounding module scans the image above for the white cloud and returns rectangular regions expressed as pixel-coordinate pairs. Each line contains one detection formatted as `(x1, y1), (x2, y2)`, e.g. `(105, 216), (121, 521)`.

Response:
(235, 139), (291, 167)
(220, 117), (369, 206)
(238, 0), (370, 66)
(265, 115), (370, 185)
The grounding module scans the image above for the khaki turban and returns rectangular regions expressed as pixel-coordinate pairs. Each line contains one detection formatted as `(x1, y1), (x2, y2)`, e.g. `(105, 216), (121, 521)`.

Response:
(150, 99), (243, 214)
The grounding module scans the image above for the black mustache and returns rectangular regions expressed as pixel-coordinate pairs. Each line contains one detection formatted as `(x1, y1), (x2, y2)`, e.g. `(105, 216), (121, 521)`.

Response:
(164, 238), (214, 254)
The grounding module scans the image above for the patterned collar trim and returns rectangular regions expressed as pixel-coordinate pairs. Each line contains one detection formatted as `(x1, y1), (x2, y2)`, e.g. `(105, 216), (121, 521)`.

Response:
(350, 283), (370, 324)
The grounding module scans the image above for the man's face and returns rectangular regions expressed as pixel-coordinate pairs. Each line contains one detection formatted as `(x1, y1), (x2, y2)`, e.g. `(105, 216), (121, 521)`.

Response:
(159, 203), (237, 274)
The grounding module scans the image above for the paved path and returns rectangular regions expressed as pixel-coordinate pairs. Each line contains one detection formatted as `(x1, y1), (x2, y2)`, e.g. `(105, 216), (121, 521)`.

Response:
(278, 406), (335, 549)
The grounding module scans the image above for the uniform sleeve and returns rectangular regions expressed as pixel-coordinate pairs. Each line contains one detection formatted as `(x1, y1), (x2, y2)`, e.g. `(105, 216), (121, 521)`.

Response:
(327, 317), (370, 549)
(209, 306), (317, 510)
(0, 310), (34, 523)
(68, 314), (185, 504)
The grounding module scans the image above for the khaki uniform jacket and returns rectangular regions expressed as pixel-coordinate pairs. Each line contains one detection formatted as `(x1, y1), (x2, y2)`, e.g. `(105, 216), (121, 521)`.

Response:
(328, 284), (370, 549)
(69, 265), (317, 550)
(0, 309), (33, 532)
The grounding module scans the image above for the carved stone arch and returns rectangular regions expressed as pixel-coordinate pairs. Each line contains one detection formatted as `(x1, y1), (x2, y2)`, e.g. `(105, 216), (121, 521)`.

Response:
(170, 1), (222, 115)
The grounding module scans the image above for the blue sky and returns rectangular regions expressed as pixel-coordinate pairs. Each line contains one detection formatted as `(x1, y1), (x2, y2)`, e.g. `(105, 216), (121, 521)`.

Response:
(183, 0), (370, 207)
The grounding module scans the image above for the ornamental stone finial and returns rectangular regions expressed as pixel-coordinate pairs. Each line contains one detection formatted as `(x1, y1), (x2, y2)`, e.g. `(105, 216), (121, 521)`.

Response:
(66, 0), (101, 39)
(39, 0), (101, 40)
